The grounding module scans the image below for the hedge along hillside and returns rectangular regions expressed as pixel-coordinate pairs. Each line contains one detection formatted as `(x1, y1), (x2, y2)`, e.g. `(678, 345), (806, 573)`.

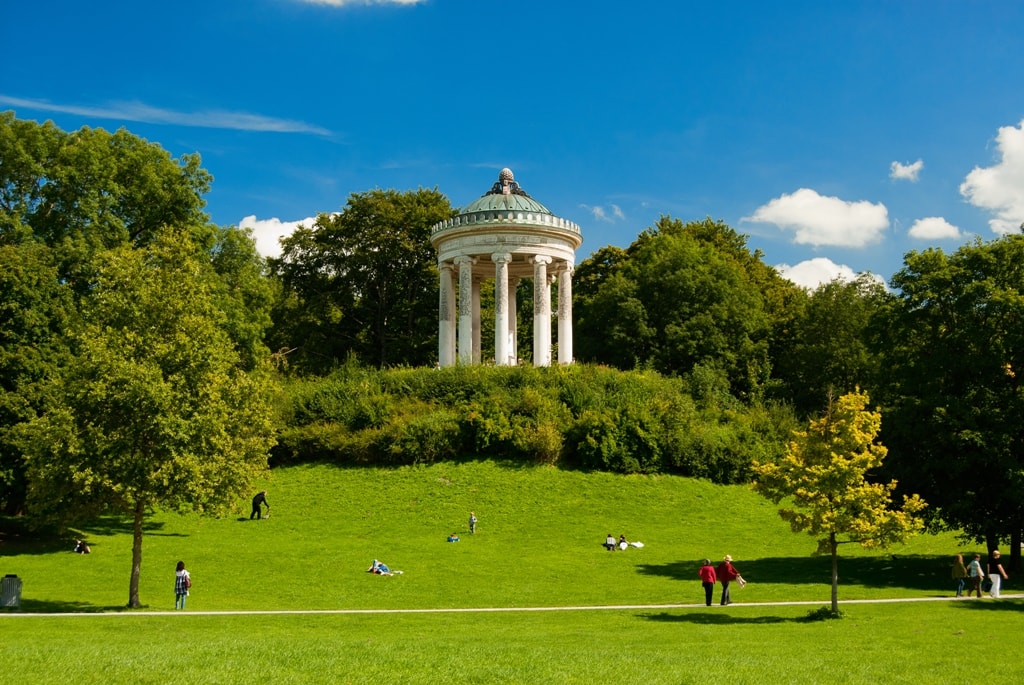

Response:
(273, 362), (797, 483)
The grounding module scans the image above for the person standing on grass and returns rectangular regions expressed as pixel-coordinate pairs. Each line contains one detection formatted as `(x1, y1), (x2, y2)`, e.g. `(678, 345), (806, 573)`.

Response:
(987, 549), (1009, 598)
(967, 553), (985, 598)
(698, 559), (717, 606)
(250, 490), (270, 520)
(175, 561), (191, 610)
(469, 511), (477, 534)
(716, 555), (740, 605)
(952, 554), (968, 597)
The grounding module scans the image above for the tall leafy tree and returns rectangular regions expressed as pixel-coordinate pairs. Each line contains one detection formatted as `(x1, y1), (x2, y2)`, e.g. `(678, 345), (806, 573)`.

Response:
(1, 113), (226, 513)
(774, 274), (888, 415)
(752, 390), (926, 612)
(270, 188), (454, 372)
(874, 236), (1024, 569)
(16, 230), (277, 608)
(575, 217), (795, 399)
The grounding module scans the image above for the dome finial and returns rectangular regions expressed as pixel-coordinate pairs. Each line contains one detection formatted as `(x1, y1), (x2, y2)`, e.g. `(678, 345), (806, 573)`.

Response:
(485, 168), (531, 198)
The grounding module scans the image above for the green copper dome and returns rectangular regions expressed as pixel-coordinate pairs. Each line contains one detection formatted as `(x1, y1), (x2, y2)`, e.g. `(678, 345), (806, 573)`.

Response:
(462, 168), (551, 214)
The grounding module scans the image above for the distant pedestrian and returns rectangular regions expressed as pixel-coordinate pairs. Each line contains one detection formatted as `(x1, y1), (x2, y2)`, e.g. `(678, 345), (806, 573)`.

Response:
(987, 550), (1009, 598)
(716, 555), (741, 606)
(250, 490), (270, 520)
(698, 559), (717, 606)
(967, 553), (984, 598)
(469, 511), (477, 534)
(951, 554), (968, 597)
(175, 561), (191, 610)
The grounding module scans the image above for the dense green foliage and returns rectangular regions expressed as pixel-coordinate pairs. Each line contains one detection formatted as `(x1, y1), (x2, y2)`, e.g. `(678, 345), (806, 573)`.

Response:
(574, 217), (803, 401)
(268, 188), (456, 373)
(274, 363), (796, 483)
(875, 235), (1024, 568)
(14, 230), (278, 607)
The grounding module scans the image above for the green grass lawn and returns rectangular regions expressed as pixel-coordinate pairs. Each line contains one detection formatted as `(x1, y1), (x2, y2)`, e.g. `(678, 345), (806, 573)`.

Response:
(2, 461), (1021, 683)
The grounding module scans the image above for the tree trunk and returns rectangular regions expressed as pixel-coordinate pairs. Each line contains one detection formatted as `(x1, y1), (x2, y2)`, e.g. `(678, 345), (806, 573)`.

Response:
(830, 531), (839, 613)
(1011, 524), (1022, 573)
(127, 499), (145, 608)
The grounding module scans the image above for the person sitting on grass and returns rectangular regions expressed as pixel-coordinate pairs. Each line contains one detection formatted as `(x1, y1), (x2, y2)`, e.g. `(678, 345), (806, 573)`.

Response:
(74, 539), (91, 554)
(367, 559), (402, 575)
(447, 533), (460, 542)
(604, 534), (617, 551)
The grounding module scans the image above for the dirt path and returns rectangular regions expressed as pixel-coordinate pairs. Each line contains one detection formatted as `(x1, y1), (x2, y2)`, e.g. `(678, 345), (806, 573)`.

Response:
(3, 594), (1021, 617)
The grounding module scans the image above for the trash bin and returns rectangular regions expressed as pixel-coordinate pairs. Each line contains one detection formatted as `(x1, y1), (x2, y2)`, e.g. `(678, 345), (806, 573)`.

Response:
(2, 574), (22, 609)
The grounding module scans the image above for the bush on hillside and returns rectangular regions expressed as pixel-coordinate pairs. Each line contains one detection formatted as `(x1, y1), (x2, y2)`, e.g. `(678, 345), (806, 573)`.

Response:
(272, 363), (791, 483)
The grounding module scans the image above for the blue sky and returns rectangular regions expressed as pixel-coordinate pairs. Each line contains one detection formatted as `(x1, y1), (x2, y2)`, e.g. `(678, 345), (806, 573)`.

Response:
(4, 0), (1024, 288)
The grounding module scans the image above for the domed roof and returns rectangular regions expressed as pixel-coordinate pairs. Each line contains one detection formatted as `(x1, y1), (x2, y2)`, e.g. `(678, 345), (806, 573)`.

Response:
(462, 168), (551, 215)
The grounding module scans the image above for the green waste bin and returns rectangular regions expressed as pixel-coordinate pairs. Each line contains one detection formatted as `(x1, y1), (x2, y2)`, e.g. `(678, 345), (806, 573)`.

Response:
(2, 574), (22, 609)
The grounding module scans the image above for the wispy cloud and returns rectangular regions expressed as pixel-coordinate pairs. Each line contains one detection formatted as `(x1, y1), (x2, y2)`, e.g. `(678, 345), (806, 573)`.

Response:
(743, 188), (889, 247)
(908, 216), (961, 240)
(580, 203), (626, 223)
(890, 159), (923, 182)
(960, 119), (1024, 234)
(295, 0), (425, 6)
(0, 95), (331, 136)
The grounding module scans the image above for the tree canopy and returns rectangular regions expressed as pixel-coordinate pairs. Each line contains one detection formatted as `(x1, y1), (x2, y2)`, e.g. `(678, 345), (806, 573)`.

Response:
(574, 216), (799, 400)
(16, 230), (277, 607)
(752, 390), (926, 612)
(269, 187), (455, 373)
(874, 235), (1024, 569)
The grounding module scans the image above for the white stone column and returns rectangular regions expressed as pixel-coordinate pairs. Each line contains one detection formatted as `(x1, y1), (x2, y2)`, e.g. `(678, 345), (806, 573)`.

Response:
(456, 256), (474, 365)
(508, 276), (519, 364)
(493, 253), (512, 365)
(438, 262), (456, 367)
(557, 262), (574, 364)
(472, 276), (482, 364)
(532, 255), (552, 366)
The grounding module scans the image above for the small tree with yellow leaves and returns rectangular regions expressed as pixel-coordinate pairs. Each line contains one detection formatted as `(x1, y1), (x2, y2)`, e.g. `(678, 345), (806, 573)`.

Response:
(752, 390), (926, 612)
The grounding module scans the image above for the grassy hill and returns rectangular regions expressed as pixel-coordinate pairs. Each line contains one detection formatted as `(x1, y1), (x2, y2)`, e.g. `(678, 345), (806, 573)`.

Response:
(4, 461), (976, 611)
(3, 462), (1021, 684)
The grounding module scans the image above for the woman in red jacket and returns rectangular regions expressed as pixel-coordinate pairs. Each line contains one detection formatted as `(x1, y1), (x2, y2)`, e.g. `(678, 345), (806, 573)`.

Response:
(716, 555), (740, 605)
(698, 559), (717, 606)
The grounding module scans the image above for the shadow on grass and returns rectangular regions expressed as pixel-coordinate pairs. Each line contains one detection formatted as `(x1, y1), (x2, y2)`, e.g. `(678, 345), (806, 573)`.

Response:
(641, 611), (801, 625)
(10, 598), (133, 613)
(637, 554), (967, 593)
(952, 598), (1024, 613)
(0, 516), (172, 557)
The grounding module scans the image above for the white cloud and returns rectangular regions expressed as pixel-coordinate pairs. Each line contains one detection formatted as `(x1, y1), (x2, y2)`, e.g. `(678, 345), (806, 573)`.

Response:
(239, 215), (317, 259)
(960, 119), (1024, 234)
(743, 188), (889, 247)
(908, 216), (962, 240)
(890, 159), (924, 182)
(775, 258), (883, 290)
(0, 95), (331, 135)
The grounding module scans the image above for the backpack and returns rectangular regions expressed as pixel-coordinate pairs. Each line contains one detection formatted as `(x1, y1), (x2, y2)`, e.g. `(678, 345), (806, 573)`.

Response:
(183, 574), (192, 589)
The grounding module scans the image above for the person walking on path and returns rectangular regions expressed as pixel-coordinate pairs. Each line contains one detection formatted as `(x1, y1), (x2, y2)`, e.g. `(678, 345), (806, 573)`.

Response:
(250, 490), (270, 520)
(987, 549), (1009, 598)
(952, 554), (969, 597)
(174, 561), (191, 610)
(716, 555), (741, 606)
(468, 511), (477, 534)
(698, 559), (717, 606)
(967, 553), (985, 598)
